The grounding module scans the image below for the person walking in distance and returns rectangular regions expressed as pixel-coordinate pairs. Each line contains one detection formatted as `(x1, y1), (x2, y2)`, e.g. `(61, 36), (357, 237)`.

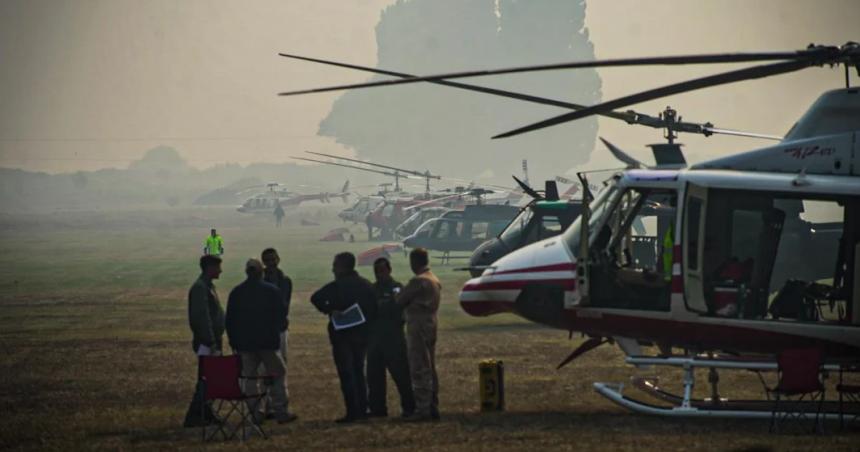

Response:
(397, 248), (442, 422)
(273, 202), (285, 228)
(366, 257), (415, 418)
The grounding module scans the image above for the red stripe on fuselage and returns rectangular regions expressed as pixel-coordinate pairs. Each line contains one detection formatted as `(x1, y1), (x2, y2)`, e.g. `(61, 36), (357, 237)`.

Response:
(491, 262), (576, 275)
(462, 278), (575, 292)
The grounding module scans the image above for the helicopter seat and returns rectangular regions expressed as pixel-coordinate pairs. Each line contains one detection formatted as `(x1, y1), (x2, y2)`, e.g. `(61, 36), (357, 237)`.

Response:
(709, 258), (754, 318)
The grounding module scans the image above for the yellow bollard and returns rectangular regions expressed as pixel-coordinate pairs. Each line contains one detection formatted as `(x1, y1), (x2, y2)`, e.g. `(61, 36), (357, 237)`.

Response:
(479, 359), (505, 412)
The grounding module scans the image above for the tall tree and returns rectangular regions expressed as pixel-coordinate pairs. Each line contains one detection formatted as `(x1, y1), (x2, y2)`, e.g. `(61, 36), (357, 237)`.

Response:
(319, 0), (601, 184)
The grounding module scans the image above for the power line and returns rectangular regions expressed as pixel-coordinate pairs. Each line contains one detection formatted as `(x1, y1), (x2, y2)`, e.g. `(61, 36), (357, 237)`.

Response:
(0, 135), (322, 143)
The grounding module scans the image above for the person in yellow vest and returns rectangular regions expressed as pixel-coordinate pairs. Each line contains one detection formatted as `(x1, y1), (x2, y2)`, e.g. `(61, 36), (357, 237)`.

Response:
(662, 223), (674, 282)
(204, 229), (224, 257)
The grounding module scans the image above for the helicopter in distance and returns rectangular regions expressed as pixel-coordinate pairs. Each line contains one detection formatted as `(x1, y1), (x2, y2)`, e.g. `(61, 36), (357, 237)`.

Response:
(295, 151), (522, 240)
(400, 190), (521, 263)
(279, 43), (860, 420)
(236, 180), (350, 213)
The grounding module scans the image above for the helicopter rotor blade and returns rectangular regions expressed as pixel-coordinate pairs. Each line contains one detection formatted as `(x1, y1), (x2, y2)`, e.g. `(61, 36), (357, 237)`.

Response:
(701, 126), (782, 140)
(512, 175), (543, 200)
(279, 53), (633, 122)
(305, 151), (441, 180)
(292, 156), (416, 179)
(599, 137), (645, 169)
(281, 53), (783, 141)
(492, 59), (812, 139)
(278, 51), (807, 96)
(403, 192), (464, 211)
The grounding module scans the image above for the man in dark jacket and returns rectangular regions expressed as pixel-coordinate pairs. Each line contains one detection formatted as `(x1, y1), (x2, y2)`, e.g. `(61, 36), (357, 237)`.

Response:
(367, 257), (415, 418)
(261, 247), (297, 422)
(310, 252), (378, 423)
(183, 254), (224, 428)
(225, 258), (290, 423)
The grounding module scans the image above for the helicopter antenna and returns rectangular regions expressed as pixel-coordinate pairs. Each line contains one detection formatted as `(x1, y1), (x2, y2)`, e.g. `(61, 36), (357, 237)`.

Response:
(522, 160), (530, 186)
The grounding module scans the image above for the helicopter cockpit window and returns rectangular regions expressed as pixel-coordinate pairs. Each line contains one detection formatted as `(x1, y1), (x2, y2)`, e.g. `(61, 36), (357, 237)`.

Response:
(587, 188), (677, 312)
(698, 189), (857, 325)
(523, 215), (563, 243)
(499, 208), (533, 246)
(562, 182), (619, 253)
(540, 216), (563, 238)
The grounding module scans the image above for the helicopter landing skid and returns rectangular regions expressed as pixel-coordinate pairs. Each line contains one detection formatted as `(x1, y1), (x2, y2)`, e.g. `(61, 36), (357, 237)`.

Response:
(593, 356), (858, 420)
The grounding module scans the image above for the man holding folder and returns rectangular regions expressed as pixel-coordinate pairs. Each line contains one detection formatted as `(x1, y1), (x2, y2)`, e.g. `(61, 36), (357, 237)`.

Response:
(311, 252), (378, 423)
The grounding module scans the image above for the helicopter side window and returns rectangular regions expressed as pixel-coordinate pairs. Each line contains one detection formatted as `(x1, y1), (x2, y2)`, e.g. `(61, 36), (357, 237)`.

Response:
(435, 220), (453, 239)
(471, 222), (489, 241)
(538, 216), (562, 240)
(700, 189), (857, 325)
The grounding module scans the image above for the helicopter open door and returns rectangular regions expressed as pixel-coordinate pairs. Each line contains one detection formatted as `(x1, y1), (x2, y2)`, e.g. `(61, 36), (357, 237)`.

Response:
(683, 183), (709, 313)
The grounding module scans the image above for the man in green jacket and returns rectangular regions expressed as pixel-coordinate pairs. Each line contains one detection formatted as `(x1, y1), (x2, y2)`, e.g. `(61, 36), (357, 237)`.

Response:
(183, 254), (225, 427)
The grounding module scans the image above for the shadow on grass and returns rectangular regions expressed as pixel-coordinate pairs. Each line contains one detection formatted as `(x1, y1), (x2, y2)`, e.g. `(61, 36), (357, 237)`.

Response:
(446, 409), (773, 435)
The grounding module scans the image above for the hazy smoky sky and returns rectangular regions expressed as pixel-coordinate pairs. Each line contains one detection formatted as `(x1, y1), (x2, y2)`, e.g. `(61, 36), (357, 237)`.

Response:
(0, 0), (858, 177)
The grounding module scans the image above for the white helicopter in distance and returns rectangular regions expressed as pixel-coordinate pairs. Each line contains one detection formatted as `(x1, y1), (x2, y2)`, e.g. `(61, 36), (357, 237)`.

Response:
(279, 43), (860, 420)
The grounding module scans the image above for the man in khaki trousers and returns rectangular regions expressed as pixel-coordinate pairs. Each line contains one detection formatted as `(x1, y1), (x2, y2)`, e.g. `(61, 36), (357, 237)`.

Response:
(225, 259), (291, 424)
(397, 248), (442, 422)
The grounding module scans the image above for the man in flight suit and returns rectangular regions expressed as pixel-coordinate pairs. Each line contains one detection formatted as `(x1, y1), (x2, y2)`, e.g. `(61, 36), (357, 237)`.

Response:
(397, 248), (442, 422)
(366, 257), (415, 418)
(310, 252), (378, 423)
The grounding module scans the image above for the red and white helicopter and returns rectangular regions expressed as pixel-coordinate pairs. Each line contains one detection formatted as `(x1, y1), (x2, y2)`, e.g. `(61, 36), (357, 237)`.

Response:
(280, 43), (860, 420)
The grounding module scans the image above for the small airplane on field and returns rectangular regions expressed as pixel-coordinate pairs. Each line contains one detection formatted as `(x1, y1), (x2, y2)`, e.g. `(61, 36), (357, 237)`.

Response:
(279, 42), (860, 420)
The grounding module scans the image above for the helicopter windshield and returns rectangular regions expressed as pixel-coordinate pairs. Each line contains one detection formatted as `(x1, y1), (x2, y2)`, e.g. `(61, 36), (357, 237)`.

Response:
(498, 208), (532, 246)
(562, 181), (620, 255)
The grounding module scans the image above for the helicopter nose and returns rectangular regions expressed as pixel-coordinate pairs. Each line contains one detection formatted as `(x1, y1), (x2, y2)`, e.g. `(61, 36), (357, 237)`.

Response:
(403, 235), (418, 248)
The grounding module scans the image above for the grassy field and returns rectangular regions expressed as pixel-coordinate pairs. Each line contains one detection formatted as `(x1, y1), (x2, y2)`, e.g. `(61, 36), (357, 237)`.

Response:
(0, 207), (857, 451)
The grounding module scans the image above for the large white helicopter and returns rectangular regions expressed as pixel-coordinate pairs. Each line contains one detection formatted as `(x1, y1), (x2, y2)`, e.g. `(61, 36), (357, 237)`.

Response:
(280, 43), (859, 419)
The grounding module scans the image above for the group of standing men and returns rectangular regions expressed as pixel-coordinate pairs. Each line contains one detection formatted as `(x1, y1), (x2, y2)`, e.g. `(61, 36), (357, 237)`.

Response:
(184, 247), (298, 426)
(310, 248), (442, 423)
(184, 232), (442, 426)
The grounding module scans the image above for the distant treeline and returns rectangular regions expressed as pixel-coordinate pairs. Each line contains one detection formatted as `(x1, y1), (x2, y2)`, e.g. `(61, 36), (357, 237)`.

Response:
(0, 146), (371, 213)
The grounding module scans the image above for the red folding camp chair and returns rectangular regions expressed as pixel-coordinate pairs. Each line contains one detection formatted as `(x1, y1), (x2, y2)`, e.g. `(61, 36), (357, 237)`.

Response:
(767, 348), (825, 434)
(199, 355), (270, 441)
